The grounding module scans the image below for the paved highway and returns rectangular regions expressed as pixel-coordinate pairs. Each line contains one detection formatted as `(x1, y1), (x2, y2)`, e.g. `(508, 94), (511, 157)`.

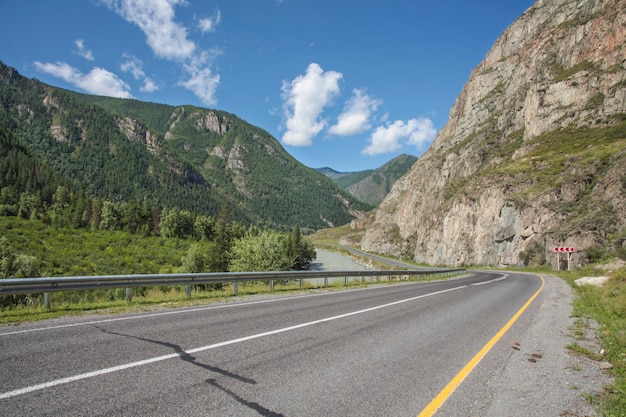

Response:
(0, 271), (544, 416)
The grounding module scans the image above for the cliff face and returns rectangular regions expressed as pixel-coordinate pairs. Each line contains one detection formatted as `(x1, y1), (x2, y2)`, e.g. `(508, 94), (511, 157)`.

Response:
(362, 0), (626, 267)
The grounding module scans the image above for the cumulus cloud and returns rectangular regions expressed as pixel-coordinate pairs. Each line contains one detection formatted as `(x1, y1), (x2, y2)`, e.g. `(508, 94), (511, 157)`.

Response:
(120, 54), (158, 92)
(74, 39), (94, 61)
(34, 61), (132, 98)
(281, 63), (343, 146)
(406, 117), (438, 148)
(329, 88), (381, 136)
(103, 0), (195, 61)
(362, 117), (437, 155)
(180, 52), (221, 106)
(103, 0), (221, 104)
(198, 9), (221, 34)
(140, 78), (159, 93)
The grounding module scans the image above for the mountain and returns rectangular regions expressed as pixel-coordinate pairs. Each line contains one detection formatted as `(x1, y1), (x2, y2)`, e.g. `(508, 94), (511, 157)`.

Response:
(317, 154), (418, 206)
(314, 167), (355, 180)
(362, 0), (626, 267)
(0, 62), (372, 230)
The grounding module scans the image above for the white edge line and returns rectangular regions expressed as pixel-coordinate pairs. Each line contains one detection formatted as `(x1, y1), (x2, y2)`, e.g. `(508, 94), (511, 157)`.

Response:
(0, 285), (466, 400)
(0, 286), (379, 336)
(0, 279), (446, 337)
(471, 274), (509, 286)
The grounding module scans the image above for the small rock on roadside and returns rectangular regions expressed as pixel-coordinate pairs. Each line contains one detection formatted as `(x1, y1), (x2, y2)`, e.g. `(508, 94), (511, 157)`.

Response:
(575, 276), (610, 286)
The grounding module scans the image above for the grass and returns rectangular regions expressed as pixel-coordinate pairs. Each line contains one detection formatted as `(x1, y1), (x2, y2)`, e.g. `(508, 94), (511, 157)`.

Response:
(514, 263), (626, 416)
(0, 217), (192, 276)
(567, 342), (603, 361)
(567, 267), (626, 417)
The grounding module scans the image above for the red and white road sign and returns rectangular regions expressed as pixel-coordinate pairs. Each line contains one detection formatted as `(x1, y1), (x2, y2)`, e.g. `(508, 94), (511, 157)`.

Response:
(553, 247), (575, 253)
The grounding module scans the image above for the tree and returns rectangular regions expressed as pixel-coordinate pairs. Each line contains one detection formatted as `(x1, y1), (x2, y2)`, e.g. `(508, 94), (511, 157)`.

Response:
(12, 254), (40, 278)
(194, 214), (215, 240)
(181, 243), (204, 273)
(160, 208), (194, 239)
(51, 185), (71, 228)
(122, 199), (150, 234)
(286, 225), (316, 270)
(210, 205), (233, 272)
(90, 198), (103, 230)
(0, 236), (16, 278)
(99, 201), (122, 231)
(0, 237), (39, 308)
(229, 230), (290, 272)
(18, 192), (42, 220)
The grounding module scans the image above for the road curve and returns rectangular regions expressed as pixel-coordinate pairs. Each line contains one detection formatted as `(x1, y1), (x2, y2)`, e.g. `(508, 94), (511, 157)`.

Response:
(0, 271), (546, 416)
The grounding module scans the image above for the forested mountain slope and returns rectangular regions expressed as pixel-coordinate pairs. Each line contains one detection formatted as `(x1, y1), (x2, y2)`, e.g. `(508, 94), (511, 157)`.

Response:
(317, 154), (417, 206)
(362, 0), (626, 267)
(0, 62), (371, 230)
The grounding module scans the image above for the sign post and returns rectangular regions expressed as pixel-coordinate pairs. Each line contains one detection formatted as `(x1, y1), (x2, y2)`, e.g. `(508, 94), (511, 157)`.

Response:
(553, 247), (575, 271)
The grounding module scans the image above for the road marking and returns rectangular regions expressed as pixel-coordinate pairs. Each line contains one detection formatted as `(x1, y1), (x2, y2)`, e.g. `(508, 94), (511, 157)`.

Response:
(470, 274), (508, 286)
(0, 293), (326, 336)
(417, 274), (545, 417)
(0, 285), (467, 400)
(0, 282), (422, 336)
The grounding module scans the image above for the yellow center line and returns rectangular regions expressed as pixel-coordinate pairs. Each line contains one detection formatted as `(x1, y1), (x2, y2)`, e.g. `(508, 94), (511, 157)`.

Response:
(417, 274), (546, 417)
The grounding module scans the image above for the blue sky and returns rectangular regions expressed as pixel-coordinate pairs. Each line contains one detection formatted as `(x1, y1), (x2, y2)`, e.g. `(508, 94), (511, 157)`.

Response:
(1, 0), (534, 172)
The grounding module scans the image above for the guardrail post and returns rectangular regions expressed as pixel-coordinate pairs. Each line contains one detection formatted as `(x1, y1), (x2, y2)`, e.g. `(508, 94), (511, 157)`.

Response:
(43, 292), (51, 310)
(1, 269), (465, 303)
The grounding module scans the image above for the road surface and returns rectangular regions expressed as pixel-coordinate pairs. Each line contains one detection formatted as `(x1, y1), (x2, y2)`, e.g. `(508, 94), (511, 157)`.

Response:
(0, 251), (610, 416)
(0, 271), (548, 416)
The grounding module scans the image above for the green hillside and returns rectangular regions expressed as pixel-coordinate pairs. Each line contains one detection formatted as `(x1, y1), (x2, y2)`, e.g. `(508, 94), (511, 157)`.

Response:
(0, 61), (372, 230)
(319, 154), (418, 206)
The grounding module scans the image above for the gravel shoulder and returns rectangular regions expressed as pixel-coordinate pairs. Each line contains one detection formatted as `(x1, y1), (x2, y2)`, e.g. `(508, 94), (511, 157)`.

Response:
(480, 273), (612, 417)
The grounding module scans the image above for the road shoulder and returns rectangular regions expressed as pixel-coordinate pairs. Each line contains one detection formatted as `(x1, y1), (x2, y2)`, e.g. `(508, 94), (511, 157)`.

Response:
(482, 274), (612, 417)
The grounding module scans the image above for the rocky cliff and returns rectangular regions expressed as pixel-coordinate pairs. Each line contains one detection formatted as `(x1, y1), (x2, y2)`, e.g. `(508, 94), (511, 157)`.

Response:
(362, 0), (626, 267)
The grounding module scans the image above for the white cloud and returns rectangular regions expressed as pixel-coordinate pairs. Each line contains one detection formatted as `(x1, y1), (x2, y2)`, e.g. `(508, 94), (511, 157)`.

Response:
(74, 39), (94, 61)
(329, 88), (380, 136)
(406, 117), (437, 148)
(281, 63), (342, 146)
(180, 62), (220, 106)
(34, 61), (132, 98)
(362, 117), (437, 156)
(120, 54), (159, 92)
(104, 0), (221, 104)
(120, 54), (145, 79)
(103, 0), (195, 61)
(140, 78), (159, 93)
(198, 9), (221, 34)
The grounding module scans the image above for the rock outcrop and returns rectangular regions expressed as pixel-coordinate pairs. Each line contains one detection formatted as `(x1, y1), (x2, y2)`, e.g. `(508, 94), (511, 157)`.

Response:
(362, 0), (626, 267)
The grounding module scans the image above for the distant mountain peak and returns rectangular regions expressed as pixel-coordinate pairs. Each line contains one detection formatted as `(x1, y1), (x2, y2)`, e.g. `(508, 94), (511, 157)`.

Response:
(317, 154), (417, 206)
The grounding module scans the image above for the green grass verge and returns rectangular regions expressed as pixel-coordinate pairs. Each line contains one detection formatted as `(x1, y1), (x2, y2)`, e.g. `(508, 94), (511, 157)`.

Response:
(567, 267), (626, 417)
(511, 264), (626, 416)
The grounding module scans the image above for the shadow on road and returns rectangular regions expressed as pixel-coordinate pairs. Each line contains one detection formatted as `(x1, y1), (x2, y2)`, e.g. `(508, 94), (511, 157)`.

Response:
(91, 325), (285, 417)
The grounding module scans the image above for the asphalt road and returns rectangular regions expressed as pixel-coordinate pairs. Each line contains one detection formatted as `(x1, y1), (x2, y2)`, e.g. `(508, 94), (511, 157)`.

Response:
(0, 270), (550, 417)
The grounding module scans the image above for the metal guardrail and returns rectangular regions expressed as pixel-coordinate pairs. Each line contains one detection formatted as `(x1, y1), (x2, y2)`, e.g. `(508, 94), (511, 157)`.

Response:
(0, 268), (466, 309)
